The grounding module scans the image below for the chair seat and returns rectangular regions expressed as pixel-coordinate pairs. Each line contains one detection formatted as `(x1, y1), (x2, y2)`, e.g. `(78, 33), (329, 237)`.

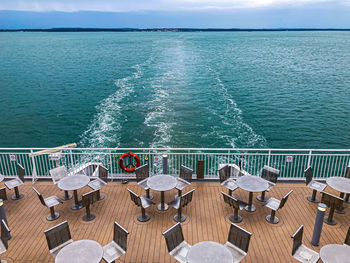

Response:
(44, 196), (62, 208)
(293, 244), (320, 263)
(176, 178), (191, 191)
(138, 178), (150, 190)
(221, 179), (238, 191)
(264, 197), (281, 211)
(5, 178), (23, 190)
(237, 199), (248, 210)
(308, 181), (326, 192)
(0, 240), (6, 254)
(168, 196), (181, 209)
(169, 241), (191, 263)
(141, 196), (155, 208)
(50, 239), (73, 258)
(103, 241), (125, 263)
(224, 241), (247, 263)
(88, 178), (107, 190)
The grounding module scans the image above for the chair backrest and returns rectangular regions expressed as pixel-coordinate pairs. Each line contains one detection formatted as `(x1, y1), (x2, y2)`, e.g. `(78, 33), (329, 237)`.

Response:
(279, 190), (293, 209)
(33, 187), (46, 206)
(180, 165), (193, 183)
(345, 166), (350, 179)
(98, 165), (108, 183)
(321, 191), (344, 211)
(261, 165), (279, 184)
(231, 165), (244, 178)
(113, 221), (129, 252)
(17, 163), (25, 182)
(304, 166), (313, 185)
(227, 223), (252, 253)
(135, 164), (149, 183)
(44, 221), (72, 251)
(82, 190), (100, 208)
(345, 226), (350, 246)
(162, 223), (185, 253)
(219, 165), (230, 183)
(0, 187), (7, 201)
(1, 219), (10, 250)
(49, 166), (68, 184)
(291, 225), (303, 256)
(221, 191), (239, 210)
(180, 189), (195, 208)
(127, 188), (141, 206)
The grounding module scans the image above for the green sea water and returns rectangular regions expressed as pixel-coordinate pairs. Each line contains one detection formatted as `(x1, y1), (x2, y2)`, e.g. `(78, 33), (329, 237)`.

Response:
(0, 31), (349, 149)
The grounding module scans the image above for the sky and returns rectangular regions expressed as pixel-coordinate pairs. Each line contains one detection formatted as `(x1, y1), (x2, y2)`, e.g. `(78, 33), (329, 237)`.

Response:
(1, 0), (350, 28)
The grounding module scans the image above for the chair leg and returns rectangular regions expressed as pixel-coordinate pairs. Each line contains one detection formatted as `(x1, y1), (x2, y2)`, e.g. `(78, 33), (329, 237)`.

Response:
(83, 204), (95, 221)
(335, 193), (346, 214)
(146, 189), (153, 200)
(174, 207), (186, 222)
(307, 190), (320, 203)
(257, 191), (268, 202)
(62, 190), (72, 200)
(324, 207), (337, 225)
(47, 206), (60, 221)
(229, 207), (242, 223)
(266, 210), (279, 224)
(138, 207), (150, 222)
(11, 186), (24, 200)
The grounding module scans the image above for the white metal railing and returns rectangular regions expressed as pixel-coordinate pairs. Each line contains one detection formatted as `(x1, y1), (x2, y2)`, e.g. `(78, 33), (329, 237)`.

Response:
(0, 148), (349, 181)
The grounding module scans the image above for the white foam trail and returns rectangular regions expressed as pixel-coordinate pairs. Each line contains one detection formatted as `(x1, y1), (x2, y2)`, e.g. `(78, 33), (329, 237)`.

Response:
(208, 66), (267, 148)
(79, 63), (145, 148)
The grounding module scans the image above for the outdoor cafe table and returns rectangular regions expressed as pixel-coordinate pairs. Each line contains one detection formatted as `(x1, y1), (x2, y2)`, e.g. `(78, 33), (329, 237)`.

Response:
(55, 240), (103, 263)
(57, 174), (90, 210)
(326, 177), (350, 214)
(320, 244), (350, 263)
(147, 174), (177, 211)
(236, 175), (269, 212)
(186, 241), (233, 263)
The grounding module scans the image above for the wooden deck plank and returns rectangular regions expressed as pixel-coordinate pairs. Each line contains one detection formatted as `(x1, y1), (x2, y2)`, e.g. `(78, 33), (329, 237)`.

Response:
(1, 180), (350, 262)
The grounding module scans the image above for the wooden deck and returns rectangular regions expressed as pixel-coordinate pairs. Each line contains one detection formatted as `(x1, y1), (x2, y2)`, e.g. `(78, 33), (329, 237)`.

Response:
(1, 180), (349, 262)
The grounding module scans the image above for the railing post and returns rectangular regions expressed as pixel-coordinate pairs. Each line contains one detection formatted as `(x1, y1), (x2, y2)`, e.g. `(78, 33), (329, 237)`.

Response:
(70, 149), (74, 168)
(30, 149), (37, 184)
(109, 149), (113, 181)
(162, 154), (168, 174)
(308, 150), (312, 167)
(267, 150), (271, 166)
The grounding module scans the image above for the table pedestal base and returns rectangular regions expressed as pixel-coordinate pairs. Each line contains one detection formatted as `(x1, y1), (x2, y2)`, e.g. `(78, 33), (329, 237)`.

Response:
(307, 196), (320, 203)
(244, 204), (256, 212)
(257, 194), (268, 202)
(72, 200), (83, 210)
(47, 212), (60, 221)
(335, 208), (346, 214)
(174, 214), (186, 223)
(11, 193), (24, 200)
(62, 191), (72, 200)
(266, 215), (279, 224)
(157, 203), (169, 211)
(138, 213), (150, 222)
(229, 214), (242, 223)
(324, 216), (337, 225)
(83, 214), (95, 222)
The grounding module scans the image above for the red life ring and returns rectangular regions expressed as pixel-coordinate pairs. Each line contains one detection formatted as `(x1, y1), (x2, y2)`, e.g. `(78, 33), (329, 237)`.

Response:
(118, 152), (141, 173)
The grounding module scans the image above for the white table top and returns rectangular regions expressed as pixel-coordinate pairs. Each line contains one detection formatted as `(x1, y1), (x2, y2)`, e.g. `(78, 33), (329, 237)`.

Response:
(236, 175), (270, 192)
(55, 240), (103, 263)
(326, 177), (350, 194)
(186, 241), (233, 263)
(57, 174), (90, 191)
(147, 174), (177, 192)
(320, 244), (350, 263)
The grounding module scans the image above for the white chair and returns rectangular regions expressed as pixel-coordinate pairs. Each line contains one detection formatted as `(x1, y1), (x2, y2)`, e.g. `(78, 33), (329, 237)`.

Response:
(88, 165), (108, 200)
(163, 223), (191, 263)
(304, 166), (326, 203)
(49, 166), (72, 200)
(103, 222), (129, 263)
(291, 225), (319, 263)
(224, 223), (252, 263)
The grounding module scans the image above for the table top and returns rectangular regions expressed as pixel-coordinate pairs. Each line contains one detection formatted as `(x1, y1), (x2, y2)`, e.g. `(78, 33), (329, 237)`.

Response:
(0, 174), (4, 183)
(326, 177), (350, 194)
(236, 175), (270, 192)
(147, 174), (177, 192)
(186, 241), (233, 263)
(57, 174), (90, 191)
(320, 244), (350, 263)
(55, 240), (103, 263)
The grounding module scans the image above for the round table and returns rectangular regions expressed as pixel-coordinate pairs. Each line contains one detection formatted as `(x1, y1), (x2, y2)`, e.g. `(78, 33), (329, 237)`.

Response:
(320, 244), (350, 263)
(0, 174), (4, 183)
(147, 175), (177, 211)
(236, 175), (269, 212)
(57, 174), (90, 210)
(186, 241), (233, 263)
(55, 240), (103, 263)
(326, 177), (350, 213)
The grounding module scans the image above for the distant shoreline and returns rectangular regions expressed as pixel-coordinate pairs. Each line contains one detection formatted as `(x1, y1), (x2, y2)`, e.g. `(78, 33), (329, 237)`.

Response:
(1, 28), (350, 32)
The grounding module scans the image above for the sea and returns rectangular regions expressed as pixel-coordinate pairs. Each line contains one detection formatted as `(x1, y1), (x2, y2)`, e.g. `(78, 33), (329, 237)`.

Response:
(0, 31), (349, 149)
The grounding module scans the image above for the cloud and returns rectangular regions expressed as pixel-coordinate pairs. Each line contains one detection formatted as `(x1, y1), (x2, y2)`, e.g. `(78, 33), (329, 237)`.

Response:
(1, 0), (349, 12)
